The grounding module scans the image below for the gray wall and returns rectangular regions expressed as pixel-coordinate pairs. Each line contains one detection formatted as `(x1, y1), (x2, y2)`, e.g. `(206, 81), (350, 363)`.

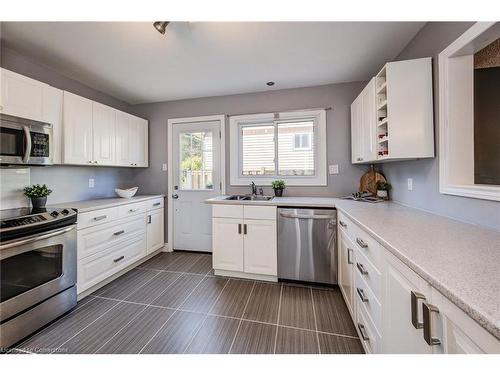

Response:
(380, 22), (500, 231)
(0, 45), (138, 204)
(131, 82), (370, 198)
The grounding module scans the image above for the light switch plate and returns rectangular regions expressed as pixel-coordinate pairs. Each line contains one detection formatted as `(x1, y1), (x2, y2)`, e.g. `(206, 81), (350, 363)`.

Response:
(162, 163), (167, 171)
(88, 178), (95, 188)
(329, 164), (339, 175)
(407, 178), (413, 191)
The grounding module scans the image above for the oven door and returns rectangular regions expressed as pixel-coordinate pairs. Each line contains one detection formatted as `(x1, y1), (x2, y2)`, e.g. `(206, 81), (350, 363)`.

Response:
(0, 225), (76, 322)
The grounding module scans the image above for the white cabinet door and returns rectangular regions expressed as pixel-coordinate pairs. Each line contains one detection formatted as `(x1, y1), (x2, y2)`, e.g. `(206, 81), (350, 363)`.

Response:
(383, 251), (433, 353)
(42, 86), (63, 164)
(361, 78), (377, 162)
(92, 102), (116, 166)
(63, 91), (93, 165)
(130, 116), (148, 167)
(147, 208), (164, 254)
(115, 110), (132, 166)
(212, 217), (244, 272)
(243, 219), (277, 276)
(350, 94), (362, 163)
(338, 229), (355, 316)
(0, 68), (45, 122)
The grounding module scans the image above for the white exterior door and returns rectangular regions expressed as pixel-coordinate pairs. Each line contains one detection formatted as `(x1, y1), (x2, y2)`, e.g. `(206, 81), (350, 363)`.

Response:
(172, 119), (222, 252)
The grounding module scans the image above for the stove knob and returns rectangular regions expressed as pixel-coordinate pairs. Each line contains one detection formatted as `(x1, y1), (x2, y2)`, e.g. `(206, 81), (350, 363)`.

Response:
(51, 211), (59, 217)
(61, 209), (70, 215)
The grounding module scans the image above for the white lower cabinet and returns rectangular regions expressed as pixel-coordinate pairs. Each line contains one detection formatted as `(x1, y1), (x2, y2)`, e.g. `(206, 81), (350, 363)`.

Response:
(76, 197), (165, 295)
(337, 210), (499, 354)
(212, 205), (277, 281)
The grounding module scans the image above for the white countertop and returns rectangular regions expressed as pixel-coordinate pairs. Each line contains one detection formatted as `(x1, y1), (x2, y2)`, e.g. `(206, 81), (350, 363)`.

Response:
(59, 194), (164, 213)
(206, 195), (500, 339)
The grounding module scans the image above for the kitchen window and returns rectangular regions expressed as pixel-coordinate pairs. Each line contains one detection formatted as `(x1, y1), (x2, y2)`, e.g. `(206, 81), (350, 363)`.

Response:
(229, 109), (327, 186)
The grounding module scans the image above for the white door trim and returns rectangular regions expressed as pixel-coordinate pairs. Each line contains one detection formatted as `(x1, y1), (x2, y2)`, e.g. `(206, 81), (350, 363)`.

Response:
(167, 114), (226, 252)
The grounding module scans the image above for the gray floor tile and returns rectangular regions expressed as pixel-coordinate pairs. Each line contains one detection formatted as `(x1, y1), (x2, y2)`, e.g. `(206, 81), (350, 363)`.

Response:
(230, 320), (277, 354)
(96, 306), (175, 354)
(162, 253), (203, 272)
(137, 252), (183, 270)
(151, 274), (204, 308)
(185, 315), (240, 354)
(312, 288), (357, 336)
(16, 297), (119, 353)
(210, 279), (254, 318)
(124, 271), (181, 304)
(275, 326), (319, 354)
(243, 282), (281, 323)
(141, 310), (206, 354)
(185, 254), (213, 275)
(93, 268), (159, 300)
(180, 276), (228, 313)
(279, 285), (316, 330)
(58, 302), (145, 354)
(318, 333), (364, 354)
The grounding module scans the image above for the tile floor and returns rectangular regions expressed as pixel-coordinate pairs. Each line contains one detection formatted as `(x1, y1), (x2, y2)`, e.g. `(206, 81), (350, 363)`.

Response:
(12, 251), (363, 354)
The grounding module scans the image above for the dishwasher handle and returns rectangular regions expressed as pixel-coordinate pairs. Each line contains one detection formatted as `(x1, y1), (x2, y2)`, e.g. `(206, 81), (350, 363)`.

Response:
(279, 212), (336, 220)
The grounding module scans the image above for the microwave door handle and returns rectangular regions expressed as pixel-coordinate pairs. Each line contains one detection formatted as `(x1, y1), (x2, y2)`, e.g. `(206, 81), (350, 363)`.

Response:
(23, 125), (32, 163)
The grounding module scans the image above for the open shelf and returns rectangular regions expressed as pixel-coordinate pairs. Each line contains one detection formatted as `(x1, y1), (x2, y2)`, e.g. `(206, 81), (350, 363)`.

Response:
(378, 137), (389, 144)
(378, 118), (388, 127)
(376, 81), (387, 94)
(377, 100), (387, 110)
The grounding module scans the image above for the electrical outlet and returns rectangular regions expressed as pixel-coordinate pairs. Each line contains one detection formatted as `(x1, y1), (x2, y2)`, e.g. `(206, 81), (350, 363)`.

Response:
(407, 178), (413, 191)
(329, 164), (339, 175)
(162, 163), (167, 171)
(88, 178), (95, 188)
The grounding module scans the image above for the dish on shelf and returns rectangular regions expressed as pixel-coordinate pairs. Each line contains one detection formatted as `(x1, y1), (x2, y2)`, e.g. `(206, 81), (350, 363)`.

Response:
(115, 187), (138, 198)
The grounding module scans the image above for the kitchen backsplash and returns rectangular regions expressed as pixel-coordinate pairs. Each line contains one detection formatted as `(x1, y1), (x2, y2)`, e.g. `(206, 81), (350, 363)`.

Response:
(0, 168), (30, 209)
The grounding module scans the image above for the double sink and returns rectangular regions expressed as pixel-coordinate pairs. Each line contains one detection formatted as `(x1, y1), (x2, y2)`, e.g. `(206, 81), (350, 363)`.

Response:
(225, 195), (274, 201)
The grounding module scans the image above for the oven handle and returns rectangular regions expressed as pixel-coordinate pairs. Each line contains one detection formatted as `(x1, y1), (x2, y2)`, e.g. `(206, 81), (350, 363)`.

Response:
(0, 226), (74, 251)
(23, 125), (32, 163)
(279, 212), (336, 220)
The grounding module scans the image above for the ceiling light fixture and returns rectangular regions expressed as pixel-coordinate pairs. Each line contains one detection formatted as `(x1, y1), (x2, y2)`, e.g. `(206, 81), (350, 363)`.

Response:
(153, 22), (170, 35)
(266, 81), (275, 86)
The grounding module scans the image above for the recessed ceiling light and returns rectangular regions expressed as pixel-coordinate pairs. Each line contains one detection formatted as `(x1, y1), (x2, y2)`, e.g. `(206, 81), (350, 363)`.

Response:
(266, 81), (275, 86)
(153, 22), (170, 35)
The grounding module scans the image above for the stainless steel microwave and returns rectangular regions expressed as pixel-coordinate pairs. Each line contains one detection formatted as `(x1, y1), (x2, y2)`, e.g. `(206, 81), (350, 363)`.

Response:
(0, 114), (53, 165)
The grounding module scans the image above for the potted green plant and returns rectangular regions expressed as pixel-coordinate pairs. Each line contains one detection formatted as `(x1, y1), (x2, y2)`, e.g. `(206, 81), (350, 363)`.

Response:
(271, 179), (286, 197)
(24, 184), (52, 209)
(376, 181), (392, 200)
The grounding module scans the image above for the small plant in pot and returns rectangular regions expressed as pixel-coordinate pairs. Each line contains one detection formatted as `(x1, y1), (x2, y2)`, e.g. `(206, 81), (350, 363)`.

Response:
(24, 184), (52, 209)
(376, 181), (392, 200)
(271, 179), (286, 197)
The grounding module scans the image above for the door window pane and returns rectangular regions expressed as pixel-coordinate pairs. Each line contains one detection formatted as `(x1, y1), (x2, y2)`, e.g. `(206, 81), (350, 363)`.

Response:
(179, 131), (213, 190)
(241, 125), (275, 176)
(278, 121), (315, 176)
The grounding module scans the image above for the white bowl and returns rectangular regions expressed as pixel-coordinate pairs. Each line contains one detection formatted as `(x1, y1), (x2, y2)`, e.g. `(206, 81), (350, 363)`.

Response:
(115, 187), (138, 198)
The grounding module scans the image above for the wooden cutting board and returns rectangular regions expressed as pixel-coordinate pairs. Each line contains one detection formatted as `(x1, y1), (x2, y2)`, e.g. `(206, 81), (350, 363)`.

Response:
(359, 165), (386, 194)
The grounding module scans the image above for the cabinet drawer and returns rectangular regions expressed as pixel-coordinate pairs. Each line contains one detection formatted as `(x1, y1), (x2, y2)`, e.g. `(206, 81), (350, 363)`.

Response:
(77, 235), (147, 294)
(354, 245), (382, 300)
(77, 207), (119, 230)
(355, 268), (382, 334)
(356, 299), (380, 354)
(244, 205), (276, 220)
(144, 197), (164, 211)
(212, 204), (244, 219)
(78, 215), (146, 260)
(118, 201), (147, 218)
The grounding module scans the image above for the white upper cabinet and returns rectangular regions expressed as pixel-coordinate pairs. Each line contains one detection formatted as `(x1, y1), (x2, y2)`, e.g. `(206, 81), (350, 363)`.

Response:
(41, 86), (63, 164)
(92, 102), (116, 166)
(63, 91), (93, 165)
(115, 110), (148, 167)
(352, 58), (434, 163)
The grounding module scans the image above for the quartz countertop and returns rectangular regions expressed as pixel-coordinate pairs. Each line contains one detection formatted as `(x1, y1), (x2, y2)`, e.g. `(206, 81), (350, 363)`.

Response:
(59, 194), (164, 213)
(206, 195), (500, 339)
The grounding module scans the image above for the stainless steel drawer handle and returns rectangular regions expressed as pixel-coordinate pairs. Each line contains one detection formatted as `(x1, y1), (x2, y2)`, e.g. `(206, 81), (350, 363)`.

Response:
(357, 323), (369, 341)
(113, 255), (125, 263)
(93, 215), (107, 221)
(357, 287), (368, 302)
(356, 262), (368, 275)
(113, 230), (125, 236)
(347, 248), (354, 265)
(280, 212), (336, 220)
(128, 209), (138, 213)
(147, 215), (152, 224)
(153, 202), (161, 206)
(243, 224), (247, 235)
(423, 302), (441, 346)
(339, 220), (347, 228)
(356, 238), (368, 248)
(238, 223), (242, 234)
(411, 291), (426, 329)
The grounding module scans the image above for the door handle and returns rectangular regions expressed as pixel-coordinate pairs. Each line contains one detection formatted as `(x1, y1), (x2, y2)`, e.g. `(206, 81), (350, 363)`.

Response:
(172, 194), (179, 199)
(113, 230), (125, 236)
(23, 125), (32, 163)
(93, 215), (107, 221)
(356, 262), (368, 275)
(356, 237), (368, 248)
(113, 255), (125, 263)
(356, 287), (368, 303)
(357, 323), (369, 341)
(153, 202), (161, 206)
(148, 215), (152, 224)
(339, 220), (347, 228)
(423, 302), (441, 346)
(411, 291), (426, 329)
(238, 223), (242, 234)
(347, 248), (354, 265)
(243, 224), (247, 235)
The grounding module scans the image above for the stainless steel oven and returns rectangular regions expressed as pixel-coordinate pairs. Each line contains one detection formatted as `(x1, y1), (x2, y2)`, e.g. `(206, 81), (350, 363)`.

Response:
(0, 207), (77, 350)
(0, 114), (53, 165)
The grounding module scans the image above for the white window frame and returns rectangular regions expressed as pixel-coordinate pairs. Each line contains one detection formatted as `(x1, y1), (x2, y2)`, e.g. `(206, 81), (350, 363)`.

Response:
(229, 109), (327, 186)
(438, 22), (500, 201)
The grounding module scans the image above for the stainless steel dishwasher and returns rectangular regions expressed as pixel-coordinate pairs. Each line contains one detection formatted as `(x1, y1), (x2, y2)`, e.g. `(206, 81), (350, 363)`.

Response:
(277, 207), (337, 285)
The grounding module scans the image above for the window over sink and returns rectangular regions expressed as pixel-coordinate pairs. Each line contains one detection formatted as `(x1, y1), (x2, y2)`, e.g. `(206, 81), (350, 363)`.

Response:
(229, 109), (326, 186)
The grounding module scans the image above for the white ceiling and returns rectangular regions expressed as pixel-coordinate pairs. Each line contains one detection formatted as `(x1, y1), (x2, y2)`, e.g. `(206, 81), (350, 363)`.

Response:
(1, 22), (425, 104)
